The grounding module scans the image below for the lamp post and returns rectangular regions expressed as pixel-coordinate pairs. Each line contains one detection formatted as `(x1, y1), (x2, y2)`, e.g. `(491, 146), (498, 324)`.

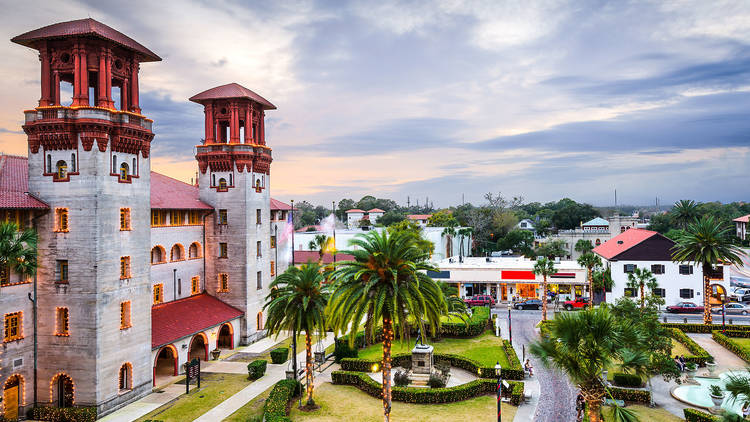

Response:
(507, 302), (512, 345)
(495, 361), (502, 421)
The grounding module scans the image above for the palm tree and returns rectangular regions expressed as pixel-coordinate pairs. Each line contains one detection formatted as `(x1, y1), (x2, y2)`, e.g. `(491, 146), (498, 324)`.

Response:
(530, 307), (624, 422)
(533, 257), (556, 321)
(671, 199), (700, 229)
(438, 281), (469, 319)
(263, 263), (329, 407)
(327, 230), (446, 422)
(441, 225), (457, 258)
(575, 239), (594, 254)
(577, 252), (602, 308)
(672, 216), (744, 324)
(0, 221), (38, 285)
(626, 268), (657, 309)
(457, 227), (474, 259)
(620, 347), (654, 407)
(308, 234), (330, 263)
(723, 370), (750, 421)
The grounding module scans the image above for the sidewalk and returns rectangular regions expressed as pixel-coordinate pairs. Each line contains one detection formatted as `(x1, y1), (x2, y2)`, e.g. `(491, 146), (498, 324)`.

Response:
(98, 383), (184, 422)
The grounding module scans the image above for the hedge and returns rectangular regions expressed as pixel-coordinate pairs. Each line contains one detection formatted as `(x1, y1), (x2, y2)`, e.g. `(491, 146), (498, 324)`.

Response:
(662, 323), (750, 333)
(29, 406), (97, 422)
(331, 370), (524, 405)
(713, 329), (750, 338)
(607, 387), (651, 404)
(263, 379), (302, 420)
(247, 359), (268, 380)
(712, 330), (750, 362)
(612, 372), (642, 388)
(684, 408), (720, 421)
(270, 347), (290, 364)
(668, 328), (713, 366)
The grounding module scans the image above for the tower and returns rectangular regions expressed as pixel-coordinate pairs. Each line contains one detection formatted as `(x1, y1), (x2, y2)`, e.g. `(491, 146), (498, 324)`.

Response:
(12, 19), (159, 414)
(190, 83), (275, 344)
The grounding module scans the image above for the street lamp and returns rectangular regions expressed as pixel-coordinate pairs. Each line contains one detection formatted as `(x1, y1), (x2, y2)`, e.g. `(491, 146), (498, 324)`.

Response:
(495, 361), (502, 421)
(507, 302), (512, 345)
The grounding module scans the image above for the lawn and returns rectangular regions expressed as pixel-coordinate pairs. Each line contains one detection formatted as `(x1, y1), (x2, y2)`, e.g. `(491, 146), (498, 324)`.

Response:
(730, 337), (750, 349)
(136, 373), (251, 422)
(671, 337), (691, 357)
(290, 382), (517, 422)
(222, 383), (274, 422)
(357, 330), (511, 367)
(602, 404), (682, 421)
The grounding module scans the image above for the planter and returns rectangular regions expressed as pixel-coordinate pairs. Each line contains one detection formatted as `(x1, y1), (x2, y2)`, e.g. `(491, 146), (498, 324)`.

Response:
(315, 351), (326, 364)
(686, 368), (697, 379)
(710, 394), (725, 407)
(285, 370), (296, 380)
(706, 362), (718, 376)
(211, 349), (221, 360)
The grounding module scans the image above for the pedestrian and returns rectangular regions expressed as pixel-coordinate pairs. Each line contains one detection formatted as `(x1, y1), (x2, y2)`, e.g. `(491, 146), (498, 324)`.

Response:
(575, 393), (585, 422)
(674, 355), (685, 371)
(742, 401), (750, 418)
(524, 359), (534, 377)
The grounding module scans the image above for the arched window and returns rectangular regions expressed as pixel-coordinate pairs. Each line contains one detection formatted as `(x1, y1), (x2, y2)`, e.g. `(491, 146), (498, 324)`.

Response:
(188, 242), (201, 259)
(218, 178), (227, 191)
(229, 173), (233, 186)
(132, 158), (136, 175)
(50, 373), (74, 407)
(47, 154), (52, 173)
(212, 174), (216, 187)
(70, 153), (76, 172)
(170, 244), (184, 261)
(112, 155), (117, 174)
(256, 312), (263, 330)
(119, 163), (129, 181)
(118, 363), (132, 391)
(3, 374), (24, 420)
(56, 160), (67, 179)
(151, 246), (165, 264)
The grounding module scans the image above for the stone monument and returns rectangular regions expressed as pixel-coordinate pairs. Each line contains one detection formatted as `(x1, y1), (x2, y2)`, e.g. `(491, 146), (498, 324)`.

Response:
(410, 344), (434, 386)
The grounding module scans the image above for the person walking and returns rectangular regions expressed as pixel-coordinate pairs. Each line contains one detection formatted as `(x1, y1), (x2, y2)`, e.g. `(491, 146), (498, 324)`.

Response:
(575, 393), (585, 422)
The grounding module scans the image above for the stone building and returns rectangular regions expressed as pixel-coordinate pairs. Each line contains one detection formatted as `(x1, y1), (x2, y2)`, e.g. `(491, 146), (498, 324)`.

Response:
(1, 18), (291, 419)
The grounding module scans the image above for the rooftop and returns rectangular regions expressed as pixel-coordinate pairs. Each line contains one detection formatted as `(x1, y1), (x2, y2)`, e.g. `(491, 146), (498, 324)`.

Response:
(734, 215), (750, 223)
(189, 83), (276, 109)
(407, 214), (432, 220)
(0, 155), (48, 209)
(592, 228), (659, 260)
(152, 293), (243, 349)
(582, 217), (609, 226)
(436, 256), (584, 271)
(345, 209), (365, 213)
(368, 208), (385, 213)
(270, 198), (292, 211)
(150, 172), (213, 210)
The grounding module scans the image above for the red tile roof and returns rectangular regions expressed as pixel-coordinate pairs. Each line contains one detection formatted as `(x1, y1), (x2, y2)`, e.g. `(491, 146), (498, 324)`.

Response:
(734, 215), (750, 223)
(345, 209), (365, 213)
(11, 18), (161, 62)
(407, 214), (432, 220)
(150, 172), (213, 210)
(368, 208), (385, 213)
(271, 198), (292, 210)
(189, 83), (276, 109)
(152, 294), (243, 349)
(293, 250), (355, 264)
(0, 155), (48, 209)
(593, 228), (659, 260)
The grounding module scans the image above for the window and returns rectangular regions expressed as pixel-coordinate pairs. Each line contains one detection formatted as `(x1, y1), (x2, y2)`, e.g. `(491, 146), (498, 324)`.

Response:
(55, 208), (69, 232)
(219, 243), (228, 258)
(257, 241), (262, 257)
(132, 158), (136, 176)
(55, 160), (67, 179)
(651, 264), (665, 275)
(212, 174), (216, 187)
(71, 153), (76, 172)
(4, 311), (22, 342)
(679, 265), (694, 275)
(113, 155), (118, 173)
(0, 264), (8, 285)
(47, 154), (52, 173)
(120, 208), (131, 231)
(623, 264), (637, 273)
(119, 363), (132, 391)
(218, 178), (227, 191)
(623, 288), (636, 298)
(595, 239), (601, 246)
(57, 260), (68, 284)
(653, 288), (666, 298)
(270, 235), (276, 249)
(257, 271), (262, 290)
(218, 209), (228, 225)
(189, 242), (201, 259)
(256, 209), (261, 224)
(153, 284), (163, 304)
(56, 307), (69, 336)
(170, 211), (184, 226)
(151, 246), (165, 264)
(170, 244), (184, 261)
(218, 273), (229, 292)
(679, 289), (694, 299)
(189, 210), (201, 225)
(119, 162), (129, 181)
(120, 256), (131, 279)
(151, 210), (167, 227)
(191, 276), (200, 295)
(120, 301), (131, 329)
(270, 261), (275, 277)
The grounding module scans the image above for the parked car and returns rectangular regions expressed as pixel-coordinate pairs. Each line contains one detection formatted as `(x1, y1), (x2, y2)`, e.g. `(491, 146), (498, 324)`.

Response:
(666, 302), (704, 313)
(563, 297), (590, 311)
(464, 295), (494, 307)
(514, 298), (543, 310)
(712, 303), (750, 315)
(729, 288), (750, 302)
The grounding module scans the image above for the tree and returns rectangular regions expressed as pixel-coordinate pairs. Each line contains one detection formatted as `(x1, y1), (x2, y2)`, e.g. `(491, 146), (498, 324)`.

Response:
(378, 210), (405, 227)
(457, 227), (474, 258)
(724, 371), (750, 420)
(671, 199), (700, 229)
(535, 239), (567, 259)
(327, 230), (446, 422)
(647, 212), (673, 234)
(387, 220), (435, 256)
(533, 257), (556, 321)
(592, 267), (613, 295)
(497, 229), (534, 258)
(337, 198), (356, 221)
(534, 218), (552, 237)
(672, 216), (744, 324)
(577, 252), (602, 307)
(530, 307), (623, 422)
(427, 210), (458, 227)
(263, 263), (329, 407)
(551, 199), (601, 230)
(441, 225), (457, 258)
(0, 221), (38, 285)
(358, 218), (371, 228)
(626, 267), (657, 309)
(491, 210), (518, 238)
(308, 234), (330, 263)
(575, 239), (593, 254)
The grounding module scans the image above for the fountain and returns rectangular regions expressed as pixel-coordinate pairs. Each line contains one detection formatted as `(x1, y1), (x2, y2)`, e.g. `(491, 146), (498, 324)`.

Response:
(672, 371), (750, 414)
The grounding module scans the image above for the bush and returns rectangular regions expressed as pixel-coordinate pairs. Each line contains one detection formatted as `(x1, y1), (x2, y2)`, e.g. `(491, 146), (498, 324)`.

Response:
(270, 347), (289, 364)
(607, 387), (651, 404)
(247, 359), (268, 380)
(669, 328), (713, 366)
(29, 406), (97, 422)
(612, 372), (642, 388)
(684, 408), (720, 421)
(263, 379), (302, 420)
(712, 330), (750, 362)
(394, 369), (410, 387)
(428, 374), (446, 388)
(663, 323), (750, 333)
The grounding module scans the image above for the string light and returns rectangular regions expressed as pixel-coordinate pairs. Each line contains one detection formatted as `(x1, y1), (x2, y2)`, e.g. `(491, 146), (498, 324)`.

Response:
(49, 372), (75, 405)
(118, 362), (133, 391)
(2, 373), (26, 412)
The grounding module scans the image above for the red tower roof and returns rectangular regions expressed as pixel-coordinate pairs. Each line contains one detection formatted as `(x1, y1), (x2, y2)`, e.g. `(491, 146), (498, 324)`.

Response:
(189, 83), (276, 109)
(11, 18), (161, 62)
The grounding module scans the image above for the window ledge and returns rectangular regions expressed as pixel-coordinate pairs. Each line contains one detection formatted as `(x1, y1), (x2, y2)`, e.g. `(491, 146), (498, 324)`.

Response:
(55, 281), (69, 285)
(55, 333), (70, 337)
(54, 230), (70, 233)
(4, 337), (24, 343)
(120, 325), (132, 331)
(1, 281), (32, 287)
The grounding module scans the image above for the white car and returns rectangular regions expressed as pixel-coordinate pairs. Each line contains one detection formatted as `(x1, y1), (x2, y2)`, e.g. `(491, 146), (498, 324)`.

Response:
(730, 288), (750, 302)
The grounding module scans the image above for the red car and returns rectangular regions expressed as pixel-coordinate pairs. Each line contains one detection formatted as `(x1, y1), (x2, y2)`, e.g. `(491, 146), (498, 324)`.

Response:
(666, 302), (704, 314)
(563, 297), (590, 311)
(464, 295), (495, 307)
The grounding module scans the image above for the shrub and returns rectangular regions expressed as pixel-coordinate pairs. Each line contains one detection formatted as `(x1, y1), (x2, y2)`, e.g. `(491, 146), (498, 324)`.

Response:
(607, 387), (651, 404)
(340, 352), (524, 380)
(668, 328), (713, 366)
(612, 372), (642, 388)
(394, 369), (410, 387)
(684, 408), (720, 421)
(247, 359), (268, 380)
(263, 379), (301, 419)
(662, 323), (750, 334)
(428, 374), (446, 388)
(270, 347), (289, 364)
(712, 330), (750, 362)
(29, 406), (97, 422)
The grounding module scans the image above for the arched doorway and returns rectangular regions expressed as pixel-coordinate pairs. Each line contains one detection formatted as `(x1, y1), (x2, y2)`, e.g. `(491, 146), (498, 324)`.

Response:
(153, 345), (178, 386)
(50, 373), (74, 408)
(217, 323), (233, 349)
(119, 363), (133, 392)
(3, 374), (23, 420)
(189, 333), (208, 361)
(256, 312), (263, 331)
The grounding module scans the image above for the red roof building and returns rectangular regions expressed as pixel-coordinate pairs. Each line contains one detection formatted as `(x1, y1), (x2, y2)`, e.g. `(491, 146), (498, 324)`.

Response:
(368, 208), (385, 213)
(151, 294), (243, 349)
(150, 171), (213, 210)
(593, 228), (674, 261)
(408, 214), (432, 220)
(189, 83), (276, 110)
(270, 198), (292, 210)
(345, 209), (365, 213)
(734, 215), (750, 223)
(0, 155), (48, 209)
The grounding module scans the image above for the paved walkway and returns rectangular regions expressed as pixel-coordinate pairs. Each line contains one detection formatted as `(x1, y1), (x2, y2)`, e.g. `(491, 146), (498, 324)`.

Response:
(99, 384), (184, 422)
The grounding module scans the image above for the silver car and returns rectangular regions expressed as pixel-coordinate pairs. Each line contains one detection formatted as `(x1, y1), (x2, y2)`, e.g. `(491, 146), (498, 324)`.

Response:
(712, 303), (750, 315)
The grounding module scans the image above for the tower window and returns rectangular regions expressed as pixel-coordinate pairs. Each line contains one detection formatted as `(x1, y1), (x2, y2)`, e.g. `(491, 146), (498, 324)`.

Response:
(151, 210), (167, 227)
(112, 155), (117, 174)
(55, 160), (67, 180)
(170, 211), (184, 226)
(55, 208), (69, 232)
(270, 235), (276, 249)
(188, 242), (201, 259)
(71, 153), (76, 172)
(256, 209), (261, 224)
(55, 307), (69, 336)
(218, 178), (227, 191)
(120, 301), (131, 329)
(119, 163), (129, 181)
(212, 174), (216, 187)
(257, 271), (262, 290)
(120, 208), (131, 231)
(153, 283), (164, 304)
(132, 158), (137, 176)
(270, 261), (275, 277)
(189, 210), (201, 225)
(218, 209), (228, 225)
(4, 311), (23, 342)
(219, 243), (228, 258)
(191, 276), (200, 295)
(151, 246), (166, 264)
(56, 260), (68, 284)
(257, 241), (262, 257)
(218, 273), (229, 292)
(229, 173), (233, 186)
(170, 244), (184, 261)
(119, 363), (132, 391)
(120, 256), (131, 279)
(47, 154), (52, 173)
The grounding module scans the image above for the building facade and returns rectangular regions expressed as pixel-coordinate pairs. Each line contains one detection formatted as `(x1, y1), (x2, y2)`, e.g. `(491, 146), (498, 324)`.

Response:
(538, 215), (644, 260)
(735, 215), (749, 241)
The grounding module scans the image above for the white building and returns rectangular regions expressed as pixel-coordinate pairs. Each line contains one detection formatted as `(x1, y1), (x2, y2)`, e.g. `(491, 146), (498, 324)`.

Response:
(594, 228), (730, 307)
(538, 215), (643, 260)
(516, 219), (535, 232)
(345, 209), (366, 228)
(735, 215), (749, 241)
(367, 208), (385, 224)
(407, 214), (432, 227)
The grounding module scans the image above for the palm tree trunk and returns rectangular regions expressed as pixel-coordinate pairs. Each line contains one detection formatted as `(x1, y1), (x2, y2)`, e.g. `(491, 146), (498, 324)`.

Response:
(640, 284), (645, 309)
(382, 316), (394, 422)
(703, 265), (712, 324)
(587, 267), (594, 307)
(582, 386), (605, 422)
(305, 332), (315, 406)
(587, 398), (602, 422)
(542, 275), (548, 321)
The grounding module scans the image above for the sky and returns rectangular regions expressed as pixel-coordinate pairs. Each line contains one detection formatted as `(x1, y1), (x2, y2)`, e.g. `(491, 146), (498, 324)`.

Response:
(0, 0), (749, 208)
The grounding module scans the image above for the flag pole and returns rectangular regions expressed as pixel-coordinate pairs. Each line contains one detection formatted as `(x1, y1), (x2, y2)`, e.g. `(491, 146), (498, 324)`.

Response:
(332, 201), (336, 264)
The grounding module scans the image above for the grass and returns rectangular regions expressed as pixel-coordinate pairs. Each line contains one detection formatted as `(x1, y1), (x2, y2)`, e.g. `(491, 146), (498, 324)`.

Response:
(135, 373), (251, 422)
(290, 382), (517, 422)
(602, 404), (682, 421)
(730, 337), (750, 349)
(671, 337), (691, 357)
(357, 330), (511, 368)
(222, 382), (275, 422)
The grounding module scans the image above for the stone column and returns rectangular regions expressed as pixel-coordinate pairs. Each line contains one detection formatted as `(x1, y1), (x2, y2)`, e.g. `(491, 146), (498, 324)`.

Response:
(259, 111), (265, 144)
(72, 43), (81, 105)
(53, 71), (60, 105)
(205, 103), (214, 143)
(39, 47), (51, 106)
(230, 103), (240, 143)
(244, 106), (251, 144)
(105, 50), (113, 108)
(79, 47), (88, 106)
(121, 79), (129, 111)
(130, 59), (140, 113)
(98, 49), (107, 107)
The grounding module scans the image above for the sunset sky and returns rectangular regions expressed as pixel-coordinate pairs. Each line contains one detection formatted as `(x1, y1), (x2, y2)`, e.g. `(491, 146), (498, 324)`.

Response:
(1, 1), (749, 207)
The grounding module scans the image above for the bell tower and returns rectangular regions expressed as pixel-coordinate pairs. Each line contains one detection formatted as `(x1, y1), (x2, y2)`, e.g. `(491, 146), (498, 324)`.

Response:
(190, 83), (275, 344)
(12, 19), (160, 415)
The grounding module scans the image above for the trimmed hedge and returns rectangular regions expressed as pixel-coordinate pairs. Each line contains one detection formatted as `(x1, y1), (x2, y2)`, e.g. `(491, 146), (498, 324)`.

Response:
(270, 347), (289, 364)
(607, 387), (651, 404)
(668, 328), (713, 366)
(714, 329), (750, 338)
(29, 406), (97, 422)
(247, 359), (268, 380)
(662, 323), (750, 333)
(612, 372), (642, 388)
(712, 330), (750, 362)
(263, 379), (302, 420)
(331, 370), (524, 405)
(684, 408), (720, 422)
